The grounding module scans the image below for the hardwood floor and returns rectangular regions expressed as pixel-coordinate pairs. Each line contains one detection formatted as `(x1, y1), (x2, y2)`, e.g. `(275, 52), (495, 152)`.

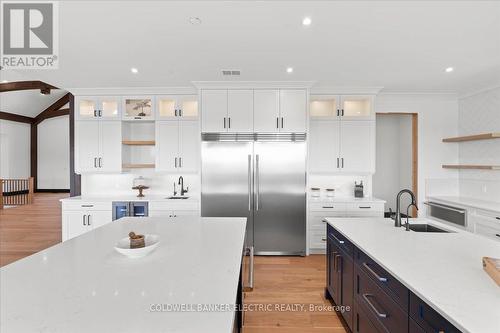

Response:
(244, 255), (349, 333)
(0, 193), (68, 267)
(0, 194), (348, 332)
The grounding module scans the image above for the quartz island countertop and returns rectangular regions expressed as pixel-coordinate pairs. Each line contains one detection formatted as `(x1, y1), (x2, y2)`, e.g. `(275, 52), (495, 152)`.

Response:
(325, 217), (500, 333)
(0, 216), (246, 333)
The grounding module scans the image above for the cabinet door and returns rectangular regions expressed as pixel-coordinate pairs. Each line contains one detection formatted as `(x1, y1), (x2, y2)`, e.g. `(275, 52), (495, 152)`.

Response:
(354, 301), (382, 333)
(66, 211), (91, 240)
(88, 211), (113, 229)
(76, 121), (100, 172)
(156, 121), (180, 172)
(340, 121), (375, 173)
(279, 89), (307, 132)
(157, 95), (177, 119)
(227, 90), (253, 132)
(99, 121), (122, 173)
(309, 121), (340, 173)
(310, 95), (340, 119)
(201, 90), (227, 132)
(179, 121), (199, 172)
(76, 97), (98, 120)
(340, 253), (354, 330)
(340, 95), (374, 121)
(254, 90), (280, 132)
(98, 96), (121, 119)
(178, 95), (199, 119)
(327, 237), (341, 304)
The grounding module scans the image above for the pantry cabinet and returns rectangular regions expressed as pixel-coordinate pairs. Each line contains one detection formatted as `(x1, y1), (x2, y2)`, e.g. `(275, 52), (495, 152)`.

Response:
(156, 120), (199, 172)
(202, 88), (307, 133)
(309, 120), (375, 174)
(75, 120), (122, 173)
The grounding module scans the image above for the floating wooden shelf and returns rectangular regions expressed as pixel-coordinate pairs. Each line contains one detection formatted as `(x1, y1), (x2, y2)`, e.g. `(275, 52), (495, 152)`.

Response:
(122, 164), (155, 169)
(442, 165), (500, 170)
(442, 133), (500, 142)
(122, 140), (155, 146)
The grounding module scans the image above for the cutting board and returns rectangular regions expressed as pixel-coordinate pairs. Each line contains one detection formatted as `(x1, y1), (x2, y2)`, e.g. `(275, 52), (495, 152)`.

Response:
(483, 257), (500, 286)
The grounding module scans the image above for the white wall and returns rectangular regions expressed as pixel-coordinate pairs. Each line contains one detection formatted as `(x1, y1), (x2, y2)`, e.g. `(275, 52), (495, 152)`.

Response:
(37, 116), (70, 189)
(375, 93), (460, 215)
(0, 120), (31, 179)
(373, 114), (413, 211)
(457, 87), (500, 202)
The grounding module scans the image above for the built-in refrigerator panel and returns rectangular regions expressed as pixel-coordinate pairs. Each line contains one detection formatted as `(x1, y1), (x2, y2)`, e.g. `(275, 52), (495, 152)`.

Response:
(201, 140), (254, 246)
(253, 141), (306, 255)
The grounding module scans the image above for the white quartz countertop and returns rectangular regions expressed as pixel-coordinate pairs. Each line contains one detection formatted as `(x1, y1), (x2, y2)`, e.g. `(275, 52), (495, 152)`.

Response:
(309, 196), (386, 203)
(427, 195), (500, 213)
(0, 217), (246, 333)
(60, 195), (199, 203)
(325, 217), (500, 333)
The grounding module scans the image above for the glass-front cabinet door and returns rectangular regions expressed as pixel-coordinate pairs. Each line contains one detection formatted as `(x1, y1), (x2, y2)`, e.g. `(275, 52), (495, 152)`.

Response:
(310, 95), (339, 119)
(123, 96), (155, 120)
(76, 97), (98, 119)
(340, 95), (374, 120)
(157, 95), (198, 120)
(76, 96), (121, 120)
(99, 97), (120, 119)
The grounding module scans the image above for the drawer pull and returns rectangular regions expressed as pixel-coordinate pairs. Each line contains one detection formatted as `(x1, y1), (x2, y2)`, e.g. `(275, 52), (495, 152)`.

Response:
(362, 294), (387, 318)
(359, 206), (372, 209)
(496, 234), (500, 238)
(322, 206), (334, 209)
(329, 233), (345, 245)
(81, 205), (94, 208)
(322, 219), (327, 223)
(332, 251), (338, 270)
(362, 262), (388, 282)
(321, 238), (327, 242)
(496, 217), (500, 220)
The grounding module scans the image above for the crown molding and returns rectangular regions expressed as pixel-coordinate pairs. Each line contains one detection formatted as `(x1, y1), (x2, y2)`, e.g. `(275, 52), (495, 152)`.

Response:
(458, 84), (500, 100)
(310, 86), (384, 95)
(67, 86), (197, 96)
(192, 81), (315, 89)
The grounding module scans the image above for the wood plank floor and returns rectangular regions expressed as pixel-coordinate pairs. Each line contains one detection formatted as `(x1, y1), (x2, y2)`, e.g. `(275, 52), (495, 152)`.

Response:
(243, 256), (349, 333)
(0, 194), (348, 332)
(0, 193), (68, 267)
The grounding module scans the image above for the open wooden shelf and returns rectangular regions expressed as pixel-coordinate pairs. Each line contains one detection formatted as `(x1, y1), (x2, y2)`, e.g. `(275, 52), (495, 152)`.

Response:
(122, 140), (155, 146)
(122, 164), (155, 169)
(443, 164), (500, 170)
(442, 133), (500, 142)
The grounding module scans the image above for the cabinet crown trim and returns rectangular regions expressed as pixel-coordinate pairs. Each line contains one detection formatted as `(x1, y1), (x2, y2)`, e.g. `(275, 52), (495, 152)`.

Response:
(193, 81), (315, 89)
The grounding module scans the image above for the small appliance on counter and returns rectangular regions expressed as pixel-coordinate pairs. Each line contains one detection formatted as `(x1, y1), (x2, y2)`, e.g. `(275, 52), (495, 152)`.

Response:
(132, 176), (150, 197)
(354, 181), (364, 198)
(112, 201), (149, 221)
(326, 188), (335, 198)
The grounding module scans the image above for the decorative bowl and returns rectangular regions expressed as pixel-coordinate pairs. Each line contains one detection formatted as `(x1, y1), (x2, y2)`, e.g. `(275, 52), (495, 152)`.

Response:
(114, 234), (159, 258)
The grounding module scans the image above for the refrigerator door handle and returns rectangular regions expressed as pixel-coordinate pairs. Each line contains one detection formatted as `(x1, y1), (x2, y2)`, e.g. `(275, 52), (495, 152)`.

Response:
(255, 154), (260, 211)
(248, 246), (254, 290)
(248, 154), (252, 211)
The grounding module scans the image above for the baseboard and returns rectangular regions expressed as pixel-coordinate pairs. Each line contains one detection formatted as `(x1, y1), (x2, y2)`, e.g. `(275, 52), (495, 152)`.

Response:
(35, 189), (70, 193)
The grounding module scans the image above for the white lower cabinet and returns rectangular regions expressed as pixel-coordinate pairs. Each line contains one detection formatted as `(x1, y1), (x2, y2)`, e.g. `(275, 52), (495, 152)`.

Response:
(63, 208), (112, 241)
(470, 209), (500, 242)
(150, 210), (199, 218)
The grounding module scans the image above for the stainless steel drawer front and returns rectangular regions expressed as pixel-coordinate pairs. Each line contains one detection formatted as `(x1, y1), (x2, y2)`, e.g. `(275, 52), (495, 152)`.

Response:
(425, 201), (466, 227)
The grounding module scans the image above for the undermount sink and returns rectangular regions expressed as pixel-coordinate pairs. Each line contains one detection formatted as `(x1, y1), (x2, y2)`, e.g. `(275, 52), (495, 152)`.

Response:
(166, 196), (189, 200)
(405, 224), (451, 233)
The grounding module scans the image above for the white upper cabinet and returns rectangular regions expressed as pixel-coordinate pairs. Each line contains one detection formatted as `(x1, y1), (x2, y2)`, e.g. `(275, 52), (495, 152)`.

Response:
(76, 120), (122, 173)
(254, 90), (280, 132)
(227, 90), (253, 132)
(309, 94), (374, 120)
(122, 96), (155, 121)
(76, 96), (121, 120)
(340, 121), (375, 173)
(339, 95), (374, 120)
(157, 95), (198, 120)
(279, 89), (307, 132)
(309, 121), (340, 173)
(156, 120), (199, 173)
(201, 90), (228, 132)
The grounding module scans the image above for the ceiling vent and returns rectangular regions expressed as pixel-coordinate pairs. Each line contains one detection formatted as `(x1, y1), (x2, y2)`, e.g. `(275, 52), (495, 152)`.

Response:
(222, 70), (241, 76)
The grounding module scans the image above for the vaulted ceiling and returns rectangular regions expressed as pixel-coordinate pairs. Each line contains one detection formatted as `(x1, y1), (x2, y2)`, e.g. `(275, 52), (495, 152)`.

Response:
(1, 1), (499, 94)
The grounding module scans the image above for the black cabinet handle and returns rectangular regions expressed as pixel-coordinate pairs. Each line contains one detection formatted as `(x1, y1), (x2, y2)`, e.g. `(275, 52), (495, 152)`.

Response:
(175, 109), (178, 117)
(276, 117), (279, 129)
(496, 217), (500, 220)
(82, 215), (86, 226)
(495, 234), (500, 238)
(281, 117), (284, 129)
(94, 157), (97, 168)
(179, 109), (182, 117)
(332, 251), (338, 270)
(341, 109), (344, 116)
(362, 262), (388, 282)
(223, 117), (226, 129)
(322, 206), (334, 209)
(175, 157), (178, 168)
(98, 110), (102, 117)
(94, 110), (97, 117)
(341, 158), (344, 168)
(81, 205), (94, 208)
(336, 109), (340, 117)
(337, 157), (339, 168)
(362, 294), (387, 318)
(359, 206), (372, 209)
(228, 117), (231, 129)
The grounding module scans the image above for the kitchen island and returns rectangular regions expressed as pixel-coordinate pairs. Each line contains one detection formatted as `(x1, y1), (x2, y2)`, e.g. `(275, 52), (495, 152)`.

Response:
(0, 216), (247, 333)
(325, 217), (500, 333)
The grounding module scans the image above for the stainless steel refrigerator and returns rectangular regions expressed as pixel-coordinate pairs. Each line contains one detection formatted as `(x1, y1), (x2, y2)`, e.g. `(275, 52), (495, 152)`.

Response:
(201, 133), (306, 256)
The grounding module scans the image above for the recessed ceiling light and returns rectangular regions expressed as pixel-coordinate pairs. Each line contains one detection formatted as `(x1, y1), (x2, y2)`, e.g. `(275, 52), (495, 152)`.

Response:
(302, 17), (312, 26)
(286, 67), (294, 73)
(445, 67), (454, 73)
(189, 17), (201, 25)
(131, 67), (138, 74)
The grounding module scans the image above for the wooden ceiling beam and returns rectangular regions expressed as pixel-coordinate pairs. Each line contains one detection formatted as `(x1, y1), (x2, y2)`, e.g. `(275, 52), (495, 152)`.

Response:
(33, 93), (70, 125)
(0, 80), (58, 94)
(0, 111), (34, 124)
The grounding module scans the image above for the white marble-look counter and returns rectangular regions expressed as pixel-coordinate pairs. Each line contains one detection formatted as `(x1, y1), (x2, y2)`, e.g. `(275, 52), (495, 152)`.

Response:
(427, 195), (500, 213)
(0, 217), (246, 333)
(60, 195), (199, 203)
(325, 217), (500, 333)
(309, 196), (386, 203)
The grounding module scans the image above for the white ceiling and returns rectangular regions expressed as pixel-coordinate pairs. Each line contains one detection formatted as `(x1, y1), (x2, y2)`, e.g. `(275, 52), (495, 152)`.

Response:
(1, 1), (499, 94)
(0, 89), (68, 117)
